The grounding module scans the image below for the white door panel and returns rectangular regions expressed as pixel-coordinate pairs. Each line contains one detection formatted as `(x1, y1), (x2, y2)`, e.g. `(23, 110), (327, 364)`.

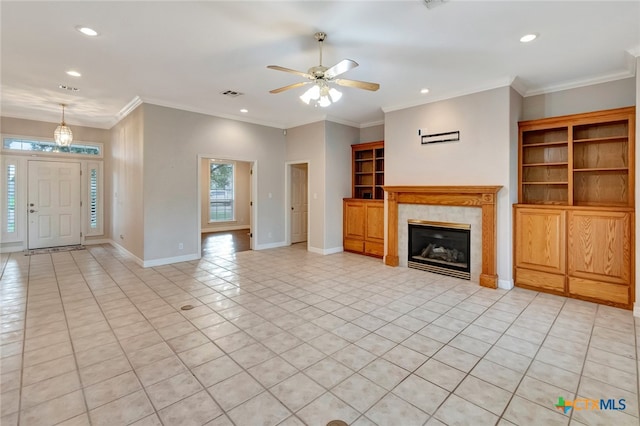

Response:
(28, 161), (81, 249)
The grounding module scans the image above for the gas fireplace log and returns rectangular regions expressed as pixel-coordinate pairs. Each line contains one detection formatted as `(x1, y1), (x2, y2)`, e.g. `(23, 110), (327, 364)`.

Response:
(421, 245), (465, 263)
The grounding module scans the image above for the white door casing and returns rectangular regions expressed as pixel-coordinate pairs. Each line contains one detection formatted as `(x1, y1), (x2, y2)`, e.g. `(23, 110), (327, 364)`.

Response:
(291, 163), (308, 243)
(28, 160), (81, 249)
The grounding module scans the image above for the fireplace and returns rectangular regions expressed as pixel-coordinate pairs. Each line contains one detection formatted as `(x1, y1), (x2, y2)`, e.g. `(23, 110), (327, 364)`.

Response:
(408, 220), (471, 280)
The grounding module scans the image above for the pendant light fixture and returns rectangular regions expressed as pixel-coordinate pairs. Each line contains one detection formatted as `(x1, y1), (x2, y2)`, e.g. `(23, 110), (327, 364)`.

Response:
(54, 103), (73, 147)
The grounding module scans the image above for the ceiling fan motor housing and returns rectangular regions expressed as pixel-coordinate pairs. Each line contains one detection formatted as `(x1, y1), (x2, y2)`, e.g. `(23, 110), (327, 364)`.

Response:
(308, 65), (328, 79)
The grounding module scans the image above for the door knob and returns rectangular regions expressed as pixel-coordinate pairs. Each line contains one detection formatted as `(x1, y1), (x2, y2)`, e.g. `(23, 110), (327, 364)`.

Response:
(29, 209), (38, 213)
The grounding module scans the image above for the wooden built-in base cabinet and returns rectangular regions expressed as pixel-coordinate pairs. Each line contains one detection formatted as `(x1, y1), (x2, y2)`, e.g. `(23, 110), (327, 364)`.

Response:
(515, 206), (633, 309)
(344, 141), (385, 258)
(515, 107), (635, 309)
(343, 199), (384, 258)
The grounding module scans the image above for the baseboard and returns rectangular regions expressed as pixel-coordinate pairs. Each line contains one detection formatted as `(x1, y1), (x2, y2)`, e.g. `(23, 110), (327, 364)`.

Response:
(142, 253), (200, 268)
(254, 241), (288, 250)
(109, 240), (145, 267)
(308, 246), (343, 255)
(498, 278), (514, 290)
(110, 240), (201, 268)
(83, 238), (111, 245)
(0, 244), (25, 253)
(634, 304), (640, 318)
(201, 225), (250, 234)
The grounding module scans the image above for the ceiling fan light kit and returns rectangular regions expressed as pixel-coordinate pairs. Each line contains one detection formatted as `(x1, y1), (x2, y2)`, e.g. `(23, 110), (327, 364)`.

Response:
(268, 32), (379, 108)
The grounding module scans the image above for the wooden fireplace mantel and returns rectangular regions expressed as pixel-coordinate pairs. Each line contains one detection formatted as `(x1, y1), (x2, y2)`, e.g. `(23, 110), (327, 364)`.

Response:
(383, 185), (502, 289)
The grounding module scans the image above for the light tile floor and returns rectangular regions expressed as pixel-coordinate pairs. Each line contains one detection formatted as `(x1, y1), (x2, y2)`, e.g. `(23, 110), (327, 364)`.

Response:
(1, 244), (639, 426)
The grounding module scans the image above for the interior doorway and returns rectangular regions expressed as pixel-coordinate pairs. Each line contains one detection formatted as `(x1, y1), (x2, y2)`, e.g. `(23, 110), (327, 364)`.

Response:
(27, 160), (81, 249)
(289, 162), (308, 244)
(198, 156), (255, 255)
(201, 229), (251, 257)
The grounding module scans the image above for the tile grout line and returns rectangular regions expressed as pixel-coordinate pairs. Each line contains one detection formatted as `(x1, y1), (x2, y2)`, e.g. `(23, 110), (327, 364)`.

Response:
(50, 252), (96, 425)
(13, 253), (30, 426)
(400, 283), (537, 425)
(71, 246), (184, 426)
(491, 294), (571, 424)
(9, 244), (639, 426)
(564, 303), (599, 425)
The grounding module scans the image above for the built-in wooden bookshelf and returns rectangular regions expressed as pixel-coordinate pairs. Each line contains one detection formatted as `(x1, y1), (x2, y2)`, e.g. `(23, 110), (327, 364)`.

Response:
(515, 106), (635, 309)
(345, 141), (385, 257)
(352, 141), (384, 200)
(519, 108), (634, 207)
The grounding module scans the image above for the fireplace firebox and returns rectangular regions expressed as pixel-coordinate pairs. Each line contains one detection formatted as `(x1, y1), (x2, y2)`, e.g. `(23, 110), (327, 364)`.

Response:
(408, 220), (471, 280)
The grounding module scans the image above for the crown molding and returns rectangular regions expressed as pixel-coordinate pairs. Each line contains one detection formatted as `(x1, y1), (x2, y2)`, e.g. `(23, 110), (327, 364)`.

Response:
(360, 120), (385, 128)
(509, 76), (528, 97)
(382, 76), (514, 114)
(523, 70), (635, 97)
(108, 96), (143, 128)
(135, 96), (287, 130)
(324, 114), (362, 129)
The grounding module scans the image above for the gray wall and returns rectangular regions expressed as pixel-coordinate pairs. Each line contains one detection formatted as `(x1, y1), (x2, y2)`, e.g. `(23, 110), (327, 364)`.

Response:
(285, 120), (358, 252)
(141, 104), (286, 262)
(286, 121), (325, 251)
(359, 124), (384, 143)
(522, 77), (635, 120)
(326, 121), (359, 249)
(110, 106), (145, 259)
(385, 87), (513, 287)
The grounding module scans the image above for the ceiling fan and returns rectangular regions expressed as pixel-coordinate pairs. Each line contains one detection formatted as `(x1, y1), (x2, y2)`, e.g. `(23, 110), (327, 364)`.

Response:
(267, 32), (380, 107)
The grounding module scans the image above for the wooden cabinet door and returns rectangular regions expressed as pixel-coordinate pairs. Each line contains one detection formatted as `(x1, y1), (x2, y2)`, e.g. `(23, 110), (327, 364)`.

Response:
(567, 210), (631, 285)
(344, 201), (365, 239)
(514, 207), (566, 274)
(365, 202), (384, 243)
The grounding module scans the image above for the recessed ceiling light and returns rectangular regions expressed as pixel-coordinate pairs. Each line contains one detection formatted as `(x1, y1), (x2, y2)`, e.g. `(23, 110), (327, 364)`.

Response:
(420, 88), (430, 94)
(76, 26), (98, 37)
(520, 34), (537, 43)
(240, 109), (248, 113)
(66, 70), (81, 77)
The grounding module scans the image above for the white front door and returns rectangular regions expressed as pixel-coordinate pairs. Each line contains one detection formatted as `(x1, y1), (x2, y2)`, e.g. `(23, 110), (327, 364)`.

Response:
(291, 163), (308, 243)
(28, 161), (81, 249)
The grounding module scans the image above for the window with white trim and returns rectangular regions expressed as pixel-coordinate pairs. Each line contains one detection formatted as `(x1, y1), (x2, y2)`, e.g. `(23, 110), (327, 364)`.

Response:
(86, 161), (103, 236)
(3, 137), (101, 156)
(209, 161), (235, 222)
(6, 164), (16, 233)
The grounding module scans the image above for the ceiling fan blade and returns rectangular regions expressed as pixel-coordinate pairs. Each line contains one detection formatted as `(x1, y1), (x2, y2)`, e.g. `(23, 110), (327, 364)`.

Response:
(269, 81), (311, 94)
(334, 78), (380, 91)
(267, 65), (313, 79)
(324, 59), (358, 79)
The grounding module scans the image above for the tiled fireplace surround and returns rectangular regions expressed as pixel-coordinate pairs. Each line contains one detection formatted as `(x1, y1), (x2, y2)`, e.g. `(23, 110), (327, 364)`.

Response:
(383, 186), (502, 289)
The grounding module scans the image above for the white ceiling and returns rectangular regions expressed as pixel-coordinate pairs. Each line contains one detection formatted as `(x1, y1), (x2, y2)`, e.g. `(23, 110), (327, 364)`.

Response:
(1, 1), (639, 130)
